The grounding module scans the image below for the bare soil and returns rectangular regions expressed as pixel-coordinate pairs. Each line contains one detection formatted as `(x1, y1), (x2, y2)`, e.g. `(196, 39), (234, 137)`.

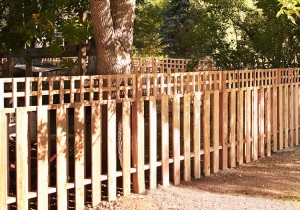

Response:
(88, 146), (300, 210)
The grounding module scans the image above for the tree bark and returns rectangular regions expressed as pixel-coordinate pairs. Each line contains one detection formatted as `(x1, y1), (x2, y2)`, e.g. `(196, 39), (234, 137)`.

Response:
(90, 0), (135, 74)
(90, 0), (136, 170)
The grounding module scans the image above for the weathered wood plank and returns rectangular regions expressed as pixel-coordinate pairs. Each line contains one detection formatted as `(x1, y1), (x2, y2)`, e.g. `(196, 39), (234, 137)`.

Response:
(203, 91), (211, 176)
(161, 95), (170, 186)
(91, 102), (101, 206)
(122, 100), (131, 196)
(149, 97), (157, 189)
(266, 87), (271, 157)
(0, 110), (8, 210)
(259, 88), (265, 158)
(37, 107), (49, 210)
(230, 90), (236, 168)
(213, 90), (220, 172)
(172, 95), (181, 185)
(289, 85), (294, 146)
(245, 89), (251, 163)
(74, 103), (85, 209)
(295, 85), (299, 146)
(183, 94), (191, 181)
(221, 90), (228, 170)
(16, 108), (29, 210)
(272, 86), (278, 152)
(284, 85), (289, 148)
(56, 105), (68, 210)
(107, 101), (117, 201)
(279, 85), (284, 150)
(132, 99), (145, 194)
(253, 87), (258, 161)
(193, 92), (201, 178)
(237, 89), (244, 165)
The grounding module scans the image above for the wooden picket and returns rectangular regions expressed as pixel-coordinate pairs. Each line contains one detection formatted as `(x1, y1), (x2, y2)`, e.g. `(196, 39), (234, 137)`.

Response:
(56, 105), (68, 210)
(161, 95), (170, 186)
(183, 94), (191, 181)
(0, 110), (7, 210)
(16, 108), (29, 210)
(172, 95), (181, 185)
(37, 106), (49, 210)
(1, 66), (300, 209)
(149, 97), (158, 188)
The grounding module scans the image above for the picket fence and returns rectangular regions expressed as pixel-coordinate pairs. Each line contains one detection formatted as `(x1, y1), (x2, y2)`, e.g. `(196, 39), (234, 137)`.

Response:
(0, 64), (300, 209)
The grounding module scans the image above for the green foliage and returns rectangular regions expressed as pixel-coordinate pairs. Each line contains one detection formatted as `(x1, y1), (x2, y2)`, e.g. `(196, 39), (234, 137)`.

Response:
(1, 0), (300, 71)
(0, 0), (90, 54)
(133, 0), (165, 56)
(277, 0), (300, 24)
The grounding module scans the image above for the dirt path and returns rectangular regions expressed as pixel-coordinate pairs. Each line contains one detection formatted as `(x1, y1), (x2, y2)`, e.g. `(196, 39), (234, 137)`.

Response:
(89, 146), (300, 210)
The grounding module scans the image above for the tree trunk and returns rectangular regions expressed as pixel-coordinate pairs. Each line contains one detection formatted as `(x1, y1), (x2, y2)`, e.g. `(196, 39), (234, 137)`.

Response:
(90, 0), (135, 74)
(90, 0), (136, 169)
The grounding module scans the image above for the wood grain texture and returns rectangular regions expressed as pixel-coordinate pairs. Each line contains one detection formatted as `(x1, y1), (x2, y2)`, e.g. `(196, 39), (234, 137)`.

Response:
(253, 88), (258, 161)
(213, 91), (220, 172)
(172, 95), (181, 185)
(230, 90), (236, 168)
(132, 99), (145, 194)
(221, 91), (228, 170)
(74, 103), (85, 209)
(273, 86), (278, 152)
(295, 85), (299, 146)
(37, 106), (49, 210)
(193, 92), (201, 178)
(266, 87), (271, 157)
(0, 110), (7, 210)
(149, 97), (157, 189)
(107, 101), (117, 201)
(56, 105), (68, 210)
(203, 91), (211, 176)
(237, 89), (244, 165)
(183, 94), (191, 181)
(279, 85), (284, 150)
(16, 108), (29, 210)
(91, 102), (101, 206)
(245, 89), (251, 163)
(123, 100), (131, 196)
(161, 95), (170, 186)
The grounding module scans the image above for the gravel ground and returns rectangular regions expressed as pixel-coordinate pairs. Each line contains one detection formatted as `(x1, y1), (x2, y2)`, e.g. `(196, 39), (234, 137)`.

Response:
(88, 146), (300, 210)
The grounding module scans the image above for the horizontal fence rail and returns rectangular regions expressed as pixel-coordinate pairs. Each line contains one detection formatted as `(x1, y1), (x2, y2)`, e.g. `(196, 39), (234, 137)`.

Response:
(0, 67), (300, 209)
(0, 68), (300, 109)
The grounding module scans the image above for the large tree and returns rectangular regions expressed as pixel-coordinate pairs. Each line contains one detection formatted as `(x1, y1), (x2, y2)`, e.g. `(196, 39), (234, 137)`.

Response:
(90, 0), (136, 74)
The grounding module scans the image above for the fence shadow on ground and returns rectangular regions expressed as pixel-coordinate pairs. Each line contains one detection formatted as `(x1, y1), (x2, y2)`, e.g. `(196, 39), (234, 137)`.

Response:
(185, 147), (300, 201)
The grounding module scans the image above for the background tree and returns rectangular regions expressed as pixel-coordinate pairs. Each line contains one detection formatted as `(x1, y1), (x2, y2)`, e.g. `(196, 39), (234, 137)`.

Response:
(277, 0), (300, 24)
(90, 0), (135, 75)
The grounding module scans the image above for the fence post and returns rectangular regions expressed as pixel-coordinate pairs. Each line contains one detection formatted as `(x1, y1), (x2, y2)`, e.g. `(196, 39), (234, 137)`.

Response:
(220, 71), (228, 170)
(203, 91), (211, 176)
(173, 95), (181, 184)
(183, 93), (191, 181)
(161, 95), (170, 185)
(149, 96), (157, 189)
(295, 84), (299, 146)
(122, 100), (131, 196)
(132, 73), (145, 194)
(193, 92), (201, 178)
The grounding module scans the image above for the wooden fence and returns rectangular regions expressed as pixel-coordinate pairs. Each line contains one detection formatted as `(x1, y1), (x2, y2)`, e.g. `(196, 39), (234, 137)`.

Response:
(0, 67), (300, 209)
